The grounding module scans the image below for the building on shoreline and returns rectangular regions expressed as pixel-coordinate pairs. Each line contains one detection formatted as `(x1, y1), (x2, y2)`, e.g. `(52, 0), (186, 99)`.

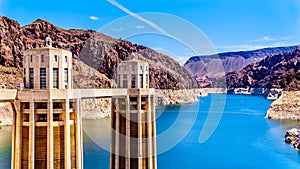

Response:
(111, 60), (157, 169)
(12, 37), (83, 169)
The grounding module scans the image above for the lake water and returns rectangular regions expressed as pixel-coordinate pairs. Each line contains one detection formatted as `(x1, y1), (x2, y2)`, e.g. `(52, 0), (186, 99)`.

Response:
(1, 94), (300, 168)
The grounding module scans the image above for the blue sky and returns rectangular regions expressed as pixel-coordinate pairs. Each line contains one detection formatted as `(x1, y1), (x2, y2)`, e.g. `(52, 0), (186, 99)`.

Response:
(1, 0), (300, 63)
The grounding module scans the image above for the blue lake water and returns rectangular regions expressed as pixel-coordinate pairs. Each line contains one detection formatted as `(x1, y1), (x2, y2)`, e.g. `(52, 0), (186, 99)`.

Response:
(1, 94), (300, 168)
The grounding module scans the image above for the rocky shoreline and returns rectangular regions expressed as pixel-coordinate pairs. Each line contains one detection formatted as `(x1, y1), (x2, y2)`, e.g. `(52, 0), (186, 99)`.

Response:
(227, 88), (282, 100)
(0, 103), (13, 126)
(265, 91), (300, 151)
(266, 91), (300, 120)
(285, 128), (300, 149)
(155, 89), (207, 106)
(82, 89), (207, 119)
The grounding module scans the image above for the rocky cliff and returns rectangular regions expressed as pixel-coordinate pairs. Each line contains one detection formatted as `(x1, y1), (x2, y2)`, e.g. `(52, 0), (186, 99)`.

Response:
(226, 48), (300, 90)
(266, 91), (300, 120)
(284, 128), (300, 149)
(184, 46), (297, 87)
(79, 34), (197, 89)
(0, 16), (197, 89)
(155, 89), (206, 105)
(0, 103), (13, 126)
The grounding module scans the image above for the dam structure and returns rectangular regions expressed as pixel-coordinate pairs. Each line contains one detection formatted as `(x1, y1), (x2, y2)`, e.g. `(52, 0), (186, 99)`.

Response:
(0, 37), (157, 169)
(12, 37), (82, 169)
(111, 60), (157, 169)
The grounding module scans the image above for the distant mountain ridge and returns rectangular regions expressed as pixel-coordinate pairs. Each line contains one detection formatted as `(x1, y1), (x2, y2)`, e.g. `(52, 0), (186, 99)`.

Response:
(226, 47), (300, 91)
(0, 16), (197, 89)
(184, 46), (298, 87)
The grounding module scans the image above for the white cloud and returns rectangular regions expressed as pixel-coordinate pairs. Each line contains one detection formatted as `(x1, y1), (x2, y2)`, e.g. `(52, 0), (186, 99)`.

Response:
(216, 41), (299, 53)
(248, 36), (275, 42)
(111, 27), (123, 32)
(280, 36), (294, 40)
(247, 36), (294, 43)
(89, 16), (99, 21)
(135, 25), (144, 29)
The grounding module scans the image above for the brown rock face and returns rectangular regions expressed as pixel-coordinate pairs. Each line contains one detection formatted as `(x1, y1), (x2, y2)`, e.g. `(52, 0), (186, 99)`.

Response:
(226, 48), (300, 91)
(78, 31), (198, 89)
(0, 16), (197, 89)
(266, 91), (300, 120)
(0, 16), (23, 67)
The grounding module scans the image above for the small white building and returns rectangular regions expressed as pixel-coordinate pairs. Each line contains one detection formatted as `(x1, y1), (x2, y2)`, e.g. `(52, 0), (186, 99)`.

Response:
(23, 37), (72, 89)
(117, 60), (150, 89)
(12, 37), (82, 169)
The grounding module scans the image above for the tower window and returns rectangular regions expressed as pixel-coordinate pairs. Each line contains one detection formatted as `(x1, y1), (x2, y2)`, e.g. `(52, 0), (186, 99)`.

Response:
(40, 68), (46, 76)
(65, 56), (67, 62)
(23, 77), (26, 87)
(30, 55), (33, 62)
(41, 55), (45, 62)
(40, 68), (46, 89)
(53, 68), (59, 89)
(23, 68), (27, 88)
(132, 65), (135, 71)
(54, 55), (58, 62)
(29, 68), (34, 76)
(29, 77), (34, 89)
(40, 78), (46, 89)
(118, 74), (121, 88)
(139, 74), (143, 88)
(131, 74), (136, 88)
(140, 66), (143, 70)
(146, 74), (149, 87)
(64, 68), (68, 83)
(123, 80), (128, 88)
(29, 68), (34, 89)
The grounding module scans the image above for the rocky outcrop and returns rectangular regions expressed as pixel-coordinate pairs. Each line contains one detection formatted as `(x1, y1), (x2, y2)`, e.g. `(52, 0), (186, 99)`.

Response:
(184, 46), (297, 87)
(0, 17), (93, 67)
(0, 16), (197, 90)
(226, 48), (300, 91)
(0, 103), (13, 126)
(72, 59), (114, 89)
(266, 91), (300, 120)
(81, 98), (112, 119)
(285, 128), (300, 149)
(0, 65), (23, 88)
(263, 89), (283, 100)
(155, 89), (206, 106)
